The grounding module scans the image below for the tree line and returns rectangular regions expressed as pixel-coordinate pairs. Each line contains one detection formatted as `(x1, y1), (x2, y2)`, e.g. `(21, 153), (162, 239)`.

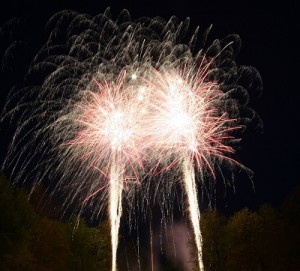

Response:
(1, 174), (299, 270)
(0, 174), (112, 270)
(191, 187), (300, 271)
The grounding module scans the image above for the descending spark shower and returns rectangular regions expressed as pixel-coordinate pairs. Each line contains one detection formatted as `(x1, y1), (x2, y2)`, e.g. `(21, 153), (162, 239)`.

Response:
(0, 8), (261, 271)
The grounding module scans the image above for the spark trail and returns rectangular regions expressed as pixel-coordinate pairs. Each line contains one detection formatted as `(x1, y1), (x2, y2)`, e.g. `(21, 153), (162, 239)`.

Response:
(182, 156), (203, 271)
(109, 156), (123, 271)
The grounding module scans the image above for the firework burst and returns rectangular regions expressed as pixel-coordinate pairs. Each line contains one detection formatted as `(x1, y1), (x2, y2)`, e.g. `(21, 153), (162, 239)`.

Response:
(142, 65), (241, 270)
(0, 7), (262, 271)
(146, 67), (239, 172)
(61, 72), (148, 271)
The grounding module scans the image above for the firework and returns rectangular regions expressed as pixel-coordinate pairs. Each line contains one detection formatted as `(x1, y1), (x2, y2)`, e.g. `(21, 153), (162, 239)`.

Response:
(0, 8), (262, 271)
(143, 66), (241, 270)
(64, 73), (147, 271)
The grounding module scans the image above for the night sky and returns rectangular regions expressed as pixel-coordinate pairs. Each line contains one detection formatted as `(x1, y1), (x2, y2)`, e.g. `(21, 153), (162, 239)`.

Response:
(0, 0), (299, 215)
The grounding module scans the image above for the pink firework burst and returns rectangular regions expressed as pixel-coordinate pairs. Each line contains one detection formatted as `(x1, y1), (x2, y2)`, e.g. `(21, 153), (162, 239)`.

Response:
(146, 64), (241, 178)
(143, 61), (243, 271)
(67, 72), (146, 197)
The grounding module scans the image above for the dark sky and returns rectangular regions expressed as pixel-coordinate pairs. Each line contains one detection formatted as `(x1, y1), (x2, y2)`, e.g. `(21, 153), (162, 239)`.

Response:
(0, 0), (299, 214)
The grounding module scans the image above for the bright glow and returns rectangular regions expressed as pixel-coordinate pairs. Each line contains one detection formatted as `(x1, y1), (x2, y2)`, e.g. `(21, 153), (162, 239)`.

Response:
(68, 74), (145, 271)
(66, 67), (239, 271)
(145, 68), (240, 271)
(147, 69), (237, 172)
(65, 65), (240, 270)
(1, 9), (260, 271)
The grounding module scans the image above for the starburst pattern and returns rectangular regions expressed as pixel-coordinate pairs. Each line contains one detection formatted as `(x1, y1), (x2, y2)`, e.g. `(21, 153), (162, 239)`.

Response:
(0, 8), (262, 271)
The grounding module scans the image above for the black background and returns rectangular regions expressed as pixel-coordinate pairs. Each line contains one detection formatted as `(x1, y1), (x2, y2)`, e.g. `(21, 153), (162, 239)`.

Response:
(0, 0), (299, 214)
